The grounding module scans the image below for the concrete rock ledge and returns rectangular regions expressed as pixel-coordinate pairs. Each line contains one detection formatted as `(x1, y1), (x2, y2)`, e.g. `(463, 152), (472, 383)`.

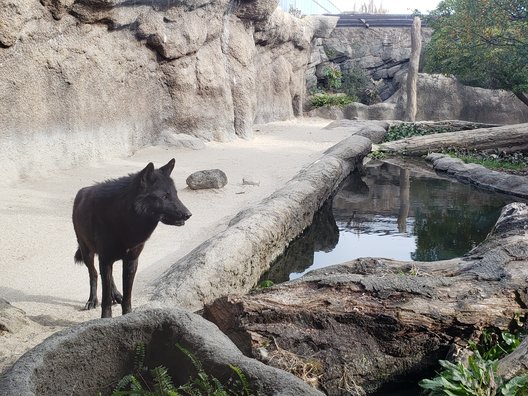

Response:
(426, 153), (528, 199)
(0, 308), (322, 396)
(149, 134), (374, 311)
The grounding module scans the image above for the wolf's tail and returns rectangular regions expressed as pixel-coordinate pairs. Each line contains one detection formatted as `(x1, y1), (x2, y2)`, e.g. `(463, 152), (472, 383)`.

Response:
(74, 247), (84, 264)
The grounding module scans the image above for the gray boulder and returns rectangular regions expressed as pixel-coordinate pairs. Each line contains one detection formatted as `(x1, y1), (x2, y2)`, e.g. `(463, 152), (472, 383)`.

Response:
(186, 169), (228, 190)
(390, 73), (528, 124)
(0, 308), (322, 396)
(0, 299), (31, 334)
(426, 154), (528, 199)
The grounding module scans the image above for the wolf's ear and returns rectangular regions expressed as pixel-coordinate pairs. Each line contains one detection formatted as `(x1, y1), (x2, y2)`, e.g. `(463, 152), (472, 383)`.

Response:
(159, 158), (175, 176)
(139, 162), (155, 186)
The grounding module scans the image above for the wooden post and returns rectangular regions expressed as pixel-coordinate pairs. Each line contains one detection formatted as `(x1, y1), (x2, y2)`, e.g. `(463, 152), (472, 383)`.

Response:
(405, 17), (422, 122)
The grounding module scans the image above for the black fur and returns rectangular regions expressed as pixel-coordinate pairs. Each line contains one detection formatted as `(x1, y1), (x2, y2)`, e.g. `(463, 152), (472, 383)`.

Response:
(72, 159), (191, 318)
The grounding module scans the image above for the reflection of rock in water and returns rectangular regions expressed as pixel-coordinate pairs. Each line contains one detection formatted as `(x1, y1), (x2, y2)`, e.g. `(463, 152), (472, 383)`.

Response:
(338, 171), (370, 198)
(260, 199), (339, 284)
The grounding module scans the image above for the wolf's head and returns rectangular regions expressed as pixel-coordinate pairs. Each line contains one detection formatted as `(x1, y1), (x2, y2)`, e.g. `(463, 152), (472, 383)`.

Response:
(134, 159), (192, 226)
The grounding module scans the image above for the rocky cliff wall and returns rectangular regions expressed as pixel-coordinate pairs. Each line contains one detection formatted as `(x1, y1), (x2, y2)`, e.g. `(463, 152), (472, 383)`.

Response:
(0, 0), (337, 183)
(307, 25), (528, 124)
(307, 26), (432, 100)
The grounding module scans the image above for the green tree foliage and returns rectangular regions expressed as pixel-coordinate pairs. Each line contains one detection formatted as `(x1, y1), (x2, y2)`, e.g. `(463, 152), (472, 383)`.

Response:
(424, 0), (528, 106)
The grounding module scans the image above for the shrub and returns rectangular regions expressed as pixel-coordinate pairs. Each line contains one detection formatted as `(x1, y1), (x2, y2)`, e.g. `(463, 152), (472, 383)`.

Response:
(383, 122), (467, 142)
(419, 350), (528, 396)
(257, 280), (274, 289)
(420, 323), (528, 396)
(445, 149), (528, 174)
(310, 93), (355, 108)
(322, 65), (342, 91)
(383, 124), (426, 142)
(341, 67), (378, 105)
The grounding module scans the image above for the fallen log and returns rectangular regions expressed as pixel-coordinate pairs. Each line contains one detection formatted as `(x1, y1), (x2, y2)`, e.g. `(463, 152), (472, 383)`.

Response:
(379, 123), (528, 155)
(498, 336), (528, 380)
(203, 203), (528, 395)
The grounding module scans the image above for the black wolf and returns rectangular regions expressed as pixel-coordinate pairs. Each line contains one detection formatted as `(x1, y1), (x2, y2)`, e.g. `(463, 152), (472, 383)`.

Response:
(72, 159), (191, 318)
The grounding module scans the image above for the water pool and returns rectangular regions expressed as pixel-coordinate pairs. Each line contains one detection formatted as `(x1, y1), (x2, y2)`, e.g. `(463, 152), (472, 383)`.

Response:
(262, 158), (520, 283)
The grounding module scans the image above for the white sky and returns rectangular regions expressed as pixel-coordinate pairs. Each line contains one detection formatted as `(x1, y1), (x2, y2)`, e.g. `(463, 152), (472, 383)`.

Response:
(332, 0), (442, 14)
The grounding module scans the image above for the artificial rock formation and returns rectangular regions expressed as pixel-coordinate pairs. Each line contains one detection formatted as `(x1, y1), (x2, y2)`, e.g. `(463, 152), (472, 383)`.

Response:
(204, 203), (528, 395)
(0, 0), (337, 183)
(307, 25), (432, 100)
(0, 308), (323, 395)
(307, 73), (528, 123)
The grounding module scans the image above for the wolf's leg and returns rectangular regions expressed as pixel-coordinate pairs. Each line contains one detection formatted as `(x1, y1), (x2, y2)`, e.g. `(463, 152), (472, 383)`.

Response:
(121, 245), (143, 315)
(77, 246), (98, 310)
(121, 258), (138, 315)
(99, 257), (114, 318)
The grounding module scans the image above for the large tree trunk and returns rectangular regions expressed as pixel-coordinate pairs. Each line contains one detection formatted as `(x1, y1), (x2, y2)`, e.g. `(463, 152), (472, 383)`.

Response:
(380, 123), (528, 155)
(405, 17), (421, 122)
(204, 203), (528, 395)
(514, 91), (528, 108)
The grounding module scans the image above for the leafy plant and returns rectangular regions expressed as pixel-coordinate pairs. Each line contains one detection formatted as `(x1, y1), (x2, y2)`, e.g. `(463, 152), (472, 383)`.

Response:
(309, 86), (326, 95)
(445, 149), (528, 174)
(111, 343), (255, 396)
(420, 321), (528, 396)
(310, 93), (355, 108)
(368, 150), (386, 160)
(419, 350), (528, 395)
(383, 122), (472, 142)
(258, 280), (275, 289)
(324, 47), (337, 59)
(341, 67), (378, 105)
(383, 124), (426, 142)
(322, 65), (342, 91)
(471, 326), (525, 362)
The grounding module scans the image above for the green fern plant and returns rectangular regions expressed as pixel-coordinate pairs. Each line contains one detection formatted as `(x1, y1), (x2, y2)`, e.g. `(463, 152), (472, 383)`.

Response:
(111, 343), (255, 396)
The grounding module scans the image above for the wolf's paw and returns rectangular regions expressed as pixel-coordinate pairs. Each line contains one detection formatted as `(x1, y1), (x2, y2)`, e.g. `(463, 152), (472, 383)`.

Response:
(84, 299), (98, 310)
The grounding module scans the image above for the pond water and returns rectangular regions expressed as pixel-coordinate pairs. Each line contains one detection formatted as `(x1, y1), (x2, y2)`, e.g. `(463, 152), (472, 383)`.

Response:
(261, 159), (520, 284)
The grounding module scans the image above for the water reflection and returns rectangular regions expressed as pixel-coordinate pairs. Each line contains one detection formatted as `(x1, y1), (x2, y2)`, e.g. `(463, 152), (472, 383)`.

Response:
(260, 200), (339, 283)
(262, 159), (519, 283)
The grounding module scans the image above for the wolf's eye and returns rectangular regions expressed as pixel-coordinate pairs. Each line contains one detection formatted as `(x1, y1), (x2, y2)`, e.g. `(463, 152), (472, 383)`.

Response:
(163, 193), (170, 200)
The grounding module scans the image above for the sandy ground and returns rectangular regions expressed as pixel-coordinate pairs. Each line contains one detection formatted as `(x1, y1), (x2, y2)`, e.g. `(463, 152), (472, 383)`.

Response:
(0, 118), (351, 374)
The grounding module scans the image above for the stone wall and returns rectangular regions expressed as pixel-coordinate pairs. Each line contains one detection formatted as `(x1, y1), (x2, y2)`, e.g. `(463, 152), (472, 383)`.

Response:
(306, 24), (528, 124)
(335, 73), (528, 124)
(306, 25), (432, 100)
(0, 0), (337, 183)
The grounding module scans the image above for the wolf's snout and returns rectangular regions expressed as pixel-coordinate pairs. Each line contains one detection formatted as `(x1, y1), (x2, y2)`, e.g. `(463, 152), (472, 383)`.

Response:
(181, 210), (192, 221)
